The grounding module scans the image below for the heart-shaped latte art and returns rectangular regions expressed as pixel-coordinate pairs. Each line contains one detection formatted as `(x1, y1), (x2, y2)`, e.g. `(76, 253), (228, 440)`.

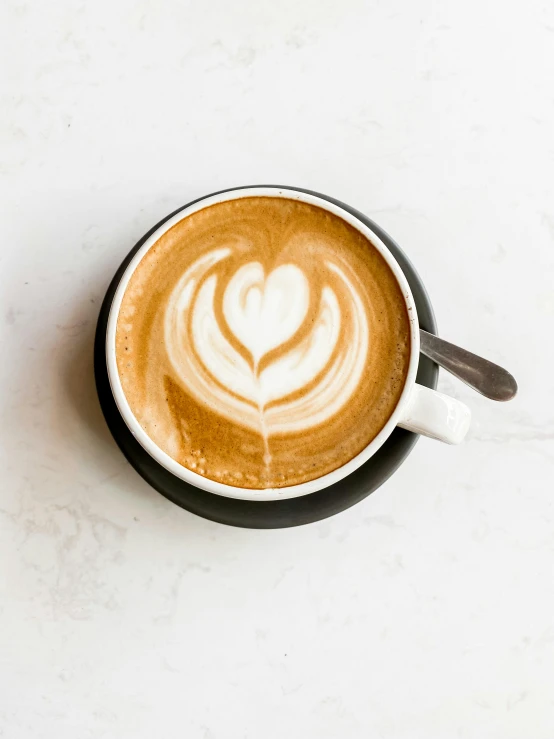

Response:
(164, 247), (369, 440)
(223, 263), (309, 365)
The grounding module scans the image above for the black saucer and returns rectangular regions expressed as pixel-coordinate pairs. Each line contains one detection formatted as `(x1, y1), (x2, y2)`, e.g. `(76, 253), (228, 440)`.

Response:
(94, 186), (437, 528)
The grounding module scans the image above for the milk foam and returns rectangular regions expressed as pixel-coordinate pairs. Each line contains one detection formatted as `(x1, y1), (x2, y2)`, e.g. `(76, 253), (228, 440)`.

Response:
(164, 250), (369, 450)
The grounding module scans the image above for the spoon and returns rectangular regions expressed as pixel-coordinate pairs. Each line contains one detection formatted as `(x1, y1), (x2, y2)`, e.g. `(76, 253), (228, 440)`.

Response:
(419, 329), (518, 402)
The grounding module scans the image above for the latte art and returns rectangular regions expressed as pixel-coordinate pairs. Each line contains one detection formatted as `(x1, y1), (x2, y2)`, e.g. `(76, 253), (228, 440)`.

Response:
(116, 197), (411, 488)
(165, 251), (368, 450)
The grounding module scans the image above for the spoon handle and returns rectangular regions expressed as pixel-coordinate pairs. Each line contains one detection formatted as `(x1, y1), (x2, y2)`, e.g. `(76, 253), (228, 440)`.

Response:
(419, 329), (518, 402)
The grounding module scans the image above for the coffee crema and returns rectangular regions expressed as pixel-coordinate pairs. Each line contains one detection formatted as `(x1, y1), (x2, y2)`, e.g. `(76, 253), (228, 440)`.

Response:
(116, 197), (411, 489)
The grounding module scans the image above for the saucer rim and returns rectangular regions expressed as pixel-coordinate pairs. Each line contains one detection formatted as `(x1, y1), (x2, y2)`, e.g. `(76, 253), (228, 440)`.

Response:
(93, 185), (438, 528)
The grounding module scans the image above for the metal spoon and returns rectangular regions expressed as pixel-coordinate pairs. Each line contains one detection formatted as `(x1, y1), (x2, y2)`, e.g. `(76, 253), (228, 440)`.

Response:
(419, 329), (518, 402)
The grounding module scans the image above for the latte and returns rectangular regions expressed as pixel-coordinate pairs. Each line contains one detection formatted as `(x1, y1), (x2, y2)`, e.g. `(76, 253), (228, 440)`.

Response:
(115, 197), (411, 489)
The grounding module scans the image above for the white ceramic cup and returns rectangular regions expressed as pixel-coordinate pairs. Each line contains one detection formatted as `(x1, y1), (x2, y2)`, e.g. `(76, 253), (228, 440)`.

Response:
(106, 187), (471, 501)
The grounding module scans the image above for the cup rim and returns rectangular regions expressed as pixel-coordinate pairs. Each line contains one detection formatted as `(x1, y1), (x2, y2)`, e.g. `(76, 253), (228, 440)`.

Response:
(106, 186), (420, 501)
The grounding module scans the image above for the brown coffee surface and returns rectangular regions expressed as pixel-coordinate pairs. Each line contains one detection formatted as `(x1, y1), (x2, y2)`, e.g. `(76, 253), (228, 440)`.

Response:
(116, 197), (411, 489)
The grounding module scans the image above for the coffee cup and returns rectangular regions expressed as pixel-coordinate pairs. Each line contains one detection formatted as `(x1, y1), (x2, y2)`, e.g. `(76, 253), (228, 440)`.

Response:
(106, 187), (470, 501)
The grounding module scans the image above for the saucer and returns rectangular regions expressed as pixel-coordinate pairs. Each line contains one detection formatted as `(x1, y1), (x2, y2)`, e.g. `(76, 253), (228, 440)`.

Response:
(94, 186), (438, 528)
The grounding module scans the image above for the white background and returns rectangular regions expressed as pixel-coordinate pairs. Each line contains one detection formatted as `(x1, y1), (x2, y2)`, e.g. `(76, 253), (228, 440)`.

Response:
(1, 1), (553, 737)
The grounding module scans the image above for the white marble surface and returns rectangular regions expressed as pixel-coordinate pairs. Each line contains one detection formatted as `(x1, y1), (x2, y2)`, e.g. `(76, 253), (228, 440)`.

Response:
(1, 1), (553, 736)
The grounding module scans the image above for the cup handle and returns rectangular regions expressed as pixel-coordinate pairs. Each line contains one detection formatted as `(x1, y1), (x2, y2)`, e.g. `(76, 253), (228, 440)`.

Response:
(397, 384), (471, 444)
